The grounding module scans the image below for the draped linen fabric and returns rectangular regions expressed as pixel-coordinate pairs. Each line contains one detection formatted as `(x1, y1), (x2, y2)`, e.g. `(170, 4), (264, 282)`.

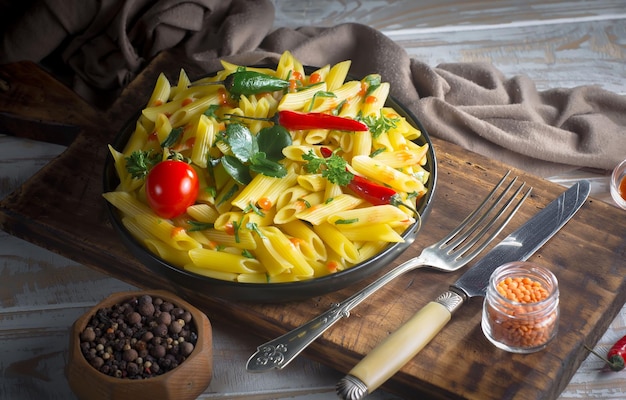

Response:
(1, 0), (624, 177)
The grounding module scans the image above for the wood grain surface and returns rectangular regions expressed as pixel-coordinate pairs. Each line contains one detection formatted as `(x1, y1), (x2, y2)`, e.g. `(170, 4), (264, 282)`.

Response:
(1, 51), (625, 399)
(1, 1), (625, 399)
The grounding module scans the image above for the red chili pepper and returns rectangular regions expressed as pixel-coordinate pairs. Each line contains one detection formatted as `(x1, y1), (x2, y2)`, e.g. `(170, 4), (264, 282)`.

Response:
(347, 175), (396, 206)
(277, 110), (368, 132)
(586, 335), (626, 371)
(607, 336), (626, 370)
(224, 110), (368, 132)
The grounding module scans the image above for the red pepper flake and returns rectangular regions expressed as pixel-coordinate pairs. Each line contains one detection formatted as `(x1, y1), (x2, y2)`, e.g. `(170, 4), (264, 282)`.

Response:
(292, 71), (303, 81)
(171, 226), (186, 238)
(358, 81), (368, 96)
(257, 197), (273, 211)
(309, 73), (322, 84)
(224, 222), (235, 236)
(365, 95), (377, 104)
(326, 260), (340, 273)
(218, 88), (228, 105)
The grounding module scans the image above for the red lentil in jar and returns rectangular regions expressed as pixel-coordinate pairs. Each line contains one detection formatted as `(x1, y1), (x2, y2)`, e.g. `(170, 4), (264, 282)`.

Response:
(482, 261), (560, 353)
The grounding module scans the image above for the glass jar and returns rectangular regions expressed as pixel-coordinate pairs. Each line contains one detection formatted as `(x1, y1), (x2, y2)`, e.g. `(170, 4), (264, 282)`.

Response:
(482, 261), (559, 353)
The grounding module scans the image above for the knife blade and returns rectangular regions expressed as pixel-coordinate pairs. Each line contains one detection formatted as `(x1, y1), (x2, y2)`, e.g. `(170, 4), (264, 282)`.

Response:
(335, 180), (591, 400)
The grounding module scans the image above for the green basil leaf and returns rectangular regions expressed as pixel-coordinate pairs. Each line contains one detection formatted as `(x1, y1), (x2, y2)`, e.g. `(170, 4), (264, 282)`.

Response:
(221, 154), (252, 185)
(257, 126), (292, 161)
(250, 152), (287, 178)
(225, 123), (258, 162)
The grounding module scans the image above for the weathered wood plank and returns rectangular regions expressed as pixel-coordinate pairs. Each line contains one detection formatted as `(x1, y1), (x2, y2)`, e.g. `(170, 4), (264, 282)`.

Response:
(271, 0), (626, 31)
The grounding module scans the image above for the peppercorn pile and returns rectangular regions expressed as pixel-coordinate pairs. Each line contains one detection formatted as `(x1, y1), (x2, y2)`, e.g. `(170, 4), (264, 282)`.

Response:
(78, 294), (197, 379)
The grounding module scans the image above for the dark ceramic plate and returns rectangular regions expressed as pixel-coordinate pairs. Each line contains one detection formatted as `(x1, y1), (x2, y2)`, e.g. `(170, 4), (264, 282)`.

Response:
(103, 71), (437, 302)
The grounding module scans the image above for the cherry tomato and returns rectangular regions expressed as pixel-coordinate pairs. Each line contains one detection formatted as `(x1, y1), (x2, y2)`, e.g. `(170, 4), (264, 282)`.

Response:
(145, 160), (199, 219)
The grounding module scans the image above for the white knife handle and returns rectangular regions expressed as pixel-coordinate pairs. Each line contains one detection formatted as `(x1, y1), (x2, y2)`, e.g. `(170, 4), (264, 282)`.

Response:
(336, 291), (465, 400)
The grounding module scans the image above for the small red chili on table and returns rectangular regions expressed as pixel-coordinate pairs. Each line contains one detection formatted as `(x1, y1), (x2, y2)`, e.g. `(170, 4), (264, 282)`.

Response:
(586, 334), (626, 371)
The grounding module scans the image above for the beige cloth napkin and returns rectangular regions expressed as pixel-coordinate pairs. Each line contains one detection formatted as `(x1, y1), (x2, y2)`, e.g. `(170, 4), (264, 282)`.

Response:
(1, 0), (625, 177)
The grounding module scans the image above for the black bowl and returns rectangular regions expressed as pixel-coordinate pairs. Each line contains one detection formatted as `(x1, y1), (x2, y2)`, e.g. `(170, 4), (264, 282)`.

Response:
(103, 74), (437, 303)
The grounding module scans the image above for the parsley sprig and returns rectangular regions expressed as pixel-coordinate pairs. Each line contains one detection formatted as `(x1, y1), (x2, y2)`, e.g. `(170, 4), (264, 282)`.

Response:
(302, 150), (353, 186)
(359, 110), (400, 139)
(125, 150), (160, 179)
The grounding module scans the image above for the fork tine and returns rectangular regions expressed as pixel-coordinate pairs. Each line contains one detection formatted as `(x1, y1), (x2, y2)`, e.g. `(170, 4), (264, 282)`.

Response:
(451, 182), (532, 261)
(438, 171), (511, 245)
(445, 175), (524, 251)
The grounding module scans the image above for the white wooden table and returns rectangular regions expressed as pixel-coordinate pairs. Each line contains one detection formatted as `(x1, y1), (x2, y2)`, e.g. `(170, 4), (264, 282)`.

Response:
(1, 1), (625, 399)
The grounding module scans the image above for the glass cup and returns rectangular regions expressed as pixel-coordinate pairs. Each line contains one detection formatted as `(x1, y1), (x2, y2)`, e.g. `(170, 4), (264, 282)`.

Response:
(610, 158), (626, 210)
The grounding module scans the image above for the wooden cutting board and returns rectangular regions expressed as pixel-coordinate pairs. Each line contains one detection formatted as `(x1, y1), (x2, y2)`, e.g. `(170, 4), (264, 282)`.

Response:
(1, 53), (625, 400)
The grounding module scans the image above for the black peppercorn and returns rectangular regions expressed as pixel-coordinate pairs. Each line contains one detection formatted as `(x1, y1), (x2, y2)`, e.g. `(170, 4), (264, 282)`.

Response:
(78, 295), (197, 380)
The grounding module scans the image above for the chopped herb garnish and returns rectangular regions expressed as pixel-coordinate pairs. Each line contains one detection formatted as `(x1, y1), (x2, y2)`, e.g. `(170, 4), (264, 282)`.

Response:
(125, 150), (161, 179)
(241, 249), (255, 258)
(302, 149), (354, 186)
(308, 91), (337, 112)
(187, 221), (215, 231)
(369, 147), (387, 158)
(359, 110), (400, 139)
(297, 197), (312, 208)
(203, 104), (221, 119)
(243, 202), (265, 217)
(246, 222), (265, 238)
(161, 127), (184, 148)
(335, 218), (359, 225)
(217, 184), (239, 207)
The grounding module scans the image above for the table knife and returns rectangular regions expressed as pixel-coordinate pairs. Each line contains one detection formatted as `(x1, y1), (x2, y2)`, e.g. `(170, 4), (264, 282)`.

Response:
(336, 180), (591, 400)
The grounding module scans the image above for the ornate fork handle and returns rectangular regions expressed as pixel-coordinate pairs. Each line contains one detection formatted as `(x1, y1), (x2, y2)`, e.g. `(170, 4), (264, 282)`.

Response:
(246, 256), (427, 372)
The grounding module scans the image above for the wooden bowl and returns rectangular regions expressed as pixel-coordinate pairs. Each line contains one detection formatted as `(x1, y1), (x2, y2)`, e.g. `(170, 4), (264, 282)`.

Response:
(66, 290), (212, 400)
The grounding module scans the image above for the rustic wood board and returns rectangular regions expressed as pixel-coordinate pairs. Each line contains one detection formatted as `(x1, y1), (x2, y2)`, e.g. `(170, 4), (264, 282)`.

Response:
(1, 57), (625, 400)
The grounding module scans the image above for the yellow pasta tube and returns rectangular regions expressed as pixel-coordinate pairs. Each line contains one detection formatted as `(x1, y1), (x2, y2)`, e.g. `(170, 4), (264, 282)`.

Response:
(275, 185), (310, 210)
(360, 82), (390, 116)
(186, 203), (219, 223)
(327, 204), (411, 226)
(184, 265), (238, 281)
(370, 148), (428, 169)
(201, 229), (257, 250)
(350, 130), (373, 159)
(103, 191), (153, 218)
(133, 213), (201, 251)
(280, 219), (327, 261)
(351, 155), (426, 195)
(296, 194), (363, 225)
(153, 113), (172, 144)
(326, 60), (351, 91)
(335, 223), (405, 242)
(169, 94), (222, 128)
(120, 216), (159, 243)
(144, 238), (192, 267)
(190, 114), (215, 168)
(258, 227), (314, 278)
(273, 191), (324, 224)
(278, 83), (328, 111)
(188, 248), (263, 274)
(313, 222), (360, 264)
(297, 174), (326, 192)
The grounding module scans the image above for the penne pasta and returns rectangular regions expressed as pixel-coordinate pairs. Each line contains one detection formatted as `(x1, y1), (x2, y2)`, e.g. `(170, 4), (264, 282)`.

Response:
(104, 51), (431, 284)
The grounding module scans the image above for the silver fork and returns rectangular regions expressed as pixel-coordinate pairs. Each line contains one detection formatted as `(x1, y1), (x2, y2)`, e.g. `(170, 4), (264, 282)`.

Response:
(246, 171), (532, 372)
